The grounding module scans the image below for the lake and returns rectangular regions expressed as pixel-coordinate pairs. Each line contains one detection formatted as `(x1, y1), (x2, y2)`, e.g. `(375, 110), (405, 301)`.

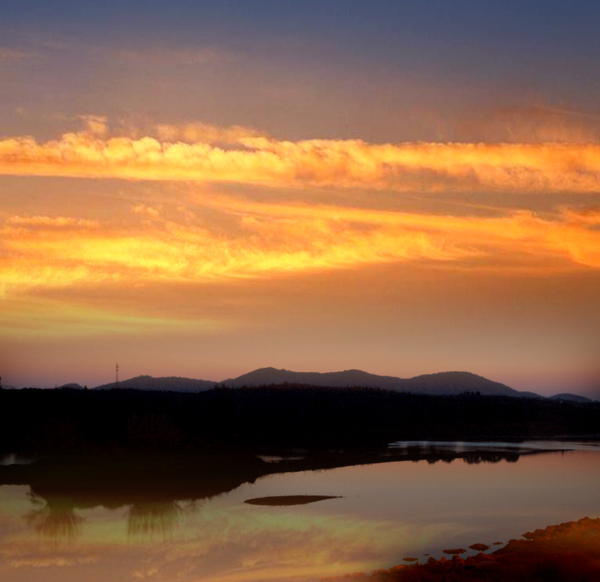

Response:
(1, 440), (599, 582)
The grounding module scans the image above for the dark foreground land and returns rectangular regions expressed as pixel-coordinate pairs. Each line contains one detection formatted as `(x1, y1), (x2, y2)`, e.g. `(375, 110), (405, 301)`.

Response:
(1, 384), (599, 546)
(324, 517), (600, 582)
(2, 385), (599, 453)
(1, 386), (599, 581)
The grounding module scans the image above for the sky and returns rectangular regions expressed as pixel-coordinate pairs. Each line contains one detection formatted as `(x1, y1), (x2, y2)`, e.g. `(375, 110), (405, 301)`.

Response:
(1, 0), (599, 395)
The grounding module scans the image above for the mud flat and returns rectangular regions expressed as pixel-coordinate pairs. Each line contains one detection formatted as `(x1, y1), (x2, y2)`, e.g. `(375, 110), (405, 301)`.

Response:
(244, 495), (341, 506)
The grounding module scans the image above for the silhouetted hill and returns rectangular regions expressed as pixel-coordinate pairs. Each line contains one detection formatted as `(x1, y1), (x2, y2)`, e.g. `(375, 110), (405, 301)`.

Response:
(403, 372), (524, 396)
(518, 391), (546, 399)
(94, 375), (215, 392)
(222, 368), (533, 397)
(88, 368), (530, 397)
(72, 368), (595, 400)
(550, 393), (593, 403)
(222, 367), (406, 389)
(60, 383), (85, 389)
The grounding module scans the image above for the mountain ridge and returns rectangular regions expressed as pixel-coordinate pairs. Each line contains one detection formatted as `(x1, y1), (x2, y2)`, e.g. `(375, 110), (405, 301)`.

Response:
(94, 375), (215, 392)
(220, 367), (529, 397)
(90, 367), (546, 398)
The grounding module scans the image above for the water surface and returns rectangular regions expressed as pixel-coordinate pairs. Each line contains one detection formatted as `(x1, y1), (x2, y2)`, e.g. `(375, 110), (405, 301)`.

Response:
(1, 441), (599, 582)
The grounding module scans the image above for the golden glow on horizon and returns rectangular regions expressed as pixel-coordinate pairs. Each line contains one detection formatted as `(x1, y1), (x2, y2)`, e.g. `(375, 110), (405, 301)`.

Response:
(1, 120), (599, 391)
(0, 296), (228, 337)
(1, 127), (600, 193)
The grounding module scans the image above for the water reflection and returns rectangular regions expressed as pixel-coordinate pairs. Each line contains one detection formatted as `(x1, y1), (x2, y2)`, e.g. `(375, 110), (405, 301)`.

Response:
(127, 501), (183, 540)
(5, 443), (562, 548)
(0, 453), (33, 465)
(390, 439), (600, 453)
(462, 453), (518, 464)
(5, 444), (596, 546)
(6, 443), (546, 532)
(24, 494), (188, 544)
(24, 494), (83, 547)
(1, 443), (599, 582)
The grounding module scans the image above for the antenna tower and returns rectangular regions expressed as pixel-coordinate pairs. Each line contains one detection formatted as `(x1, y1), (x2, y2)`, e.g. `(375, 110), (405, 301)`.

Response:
(116, 363), (119, 385)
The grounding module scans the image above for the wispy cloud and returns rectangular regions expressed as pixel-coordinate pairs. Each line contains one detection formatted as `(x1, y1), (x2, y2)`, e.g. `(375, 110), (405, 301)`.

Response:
(6, 216), (101, 228)
(449, 105), (600, 144)
(7, 555), (98, 568)
(2, 198), (599, 304)
(155, 122), (264, 145)
(78, 115), (109, 137)
(1, 126), (599, 194)
(0, 296), (226, 337)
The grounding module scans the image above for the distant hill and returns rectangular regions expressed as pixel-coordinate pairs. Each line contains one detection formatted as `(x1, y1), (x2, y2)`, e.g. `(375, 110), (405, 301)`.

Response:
(222, 367), (406, 390)
(403, 371), (531, 397)
(87, 368), (554, 398)
(550, 393), (593, 403)
(518, 391), (546, 399)
(221, 367), (537, 397)
(94, 375), (216, 392)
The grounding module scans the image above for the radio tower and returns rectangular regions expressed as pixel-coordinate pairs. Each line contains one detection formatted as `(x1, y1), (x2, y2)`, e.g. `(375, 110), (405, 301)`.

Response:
(115, 363), (119, 386)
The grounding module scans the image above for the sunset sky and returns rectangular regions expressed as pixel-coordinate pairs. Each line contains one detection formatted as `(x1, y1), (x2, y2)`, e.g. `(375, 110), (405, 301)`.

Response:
(1, 1), (599, 395)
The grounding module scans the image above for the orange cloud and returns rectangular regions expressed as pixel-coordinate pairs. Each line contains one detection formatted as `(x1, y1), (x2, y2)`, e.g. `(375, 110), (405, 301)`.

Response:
(78, 115), (109, 137)
(1, 128), (600, 193)
(0, 210), (469, 298)
(550, 207), (600, 270)
(6, 216), (101, 228)
(2, 199), (599, 302)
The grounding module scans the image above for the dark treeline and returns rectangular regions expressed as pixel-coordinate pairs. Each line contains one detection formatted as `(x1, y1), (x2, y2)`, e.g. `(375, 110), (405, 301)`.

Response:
(2, 385), (599, 453)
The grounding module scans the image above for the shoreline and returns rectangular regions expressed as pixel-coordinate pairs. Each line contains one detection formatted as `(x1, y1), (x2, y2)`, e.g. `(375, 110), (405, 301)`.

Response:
(323, 517), (600, 581)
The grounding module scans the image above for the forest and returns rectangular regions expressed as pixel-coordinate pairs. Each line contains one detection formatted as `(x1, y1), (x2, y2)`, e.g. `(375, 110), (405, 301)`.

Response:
(1, 385), (599, 454)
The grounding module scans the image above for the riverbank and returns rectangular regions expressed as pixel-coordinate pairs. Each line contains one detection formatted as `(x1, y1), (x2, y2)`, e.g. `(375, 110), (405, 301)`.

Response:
(323, 517), (600, 581)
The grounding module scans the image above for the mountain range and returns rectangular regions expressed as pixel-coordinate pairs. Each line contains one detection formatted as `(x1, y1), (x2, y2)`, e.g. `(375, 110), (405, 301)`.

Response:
(88, 367), (593, 401)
